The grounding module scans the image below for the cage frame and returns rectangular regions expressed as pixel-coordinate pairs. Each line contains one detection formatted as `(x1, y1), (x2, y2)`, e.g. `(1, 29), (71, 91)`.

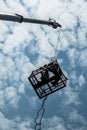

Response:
(28, 60), (67, 99)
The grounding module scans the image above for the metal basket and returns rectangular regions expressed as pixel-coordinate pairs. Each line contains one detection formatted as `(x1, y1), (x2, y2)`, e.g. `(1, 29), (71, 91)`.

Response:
(28, 60), (67, 99)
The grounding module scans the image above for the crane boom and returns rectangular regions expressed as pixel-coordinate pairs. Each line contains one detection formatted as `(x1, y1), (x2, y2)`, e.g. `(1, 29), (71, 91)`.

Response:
(0, 12), (61, 29)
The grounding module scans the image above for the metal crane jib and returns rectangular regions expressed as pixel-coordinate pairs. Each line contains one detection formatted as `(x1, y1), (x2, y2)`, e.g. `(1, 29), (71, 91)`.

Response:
(28, 60), (68, 99)
(0, 13), (62, 29)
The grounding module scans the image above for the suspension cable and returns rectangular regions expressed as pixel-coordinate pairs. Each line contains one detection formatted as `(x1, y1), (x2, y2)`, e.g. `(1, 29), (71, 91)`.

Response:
(34, 96), (48, 130)
(53, 29), (62, 60)
(53, 0), (70, 60)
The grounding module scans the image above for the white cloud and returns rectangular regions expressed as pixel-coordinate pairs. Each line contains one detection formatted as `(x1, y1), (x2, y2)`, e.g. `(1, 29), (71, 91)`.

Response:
(0, 56), (16, 86)
(27, 96), (37, 109)
(37, 0), (69, 20)
(79, 2), (87, 25)
(67, 48), (79, 67)
(0, 90), (5, 109)
(43, 115), (66, 130)
(18, 83), (25, 94)
(0, 1), (12, 12)
(3, 24), (32, 54)
(60, 11), (77, 29)
(0, 112), (12, 130)
(62, 71), (86, 106)
(35, 55), (49, 68)
(68, 71), (86, 92)
(3, 0), (27, 15)
(64, 86), (81, 105)
(0, 0), (87, 130)
(19, 120), (33, 130)
(70, 71), (78, 85)
(23, 0), (39, 8)
(68, 109), (87, 130)
(4, 86), (20, 108)
(78, 27), (87, 49)
(58, 31), (70, 51)
(0, 22), (9, 42)
(78, 49), (87, 68)
(0, 111), (34, 130)
(78, 74), (85, 87)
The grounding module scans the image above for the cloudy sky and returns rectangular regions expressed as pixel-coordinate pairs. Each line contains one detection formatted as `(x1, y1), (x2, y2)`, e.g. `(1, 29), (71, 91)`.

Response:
(0, 0), (87, 130)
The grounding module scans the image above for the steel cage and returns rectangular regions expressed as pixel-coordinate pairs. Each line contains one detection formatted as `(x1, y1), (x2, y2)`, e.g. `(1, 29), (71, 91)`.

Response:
(28, 60), (67, 98)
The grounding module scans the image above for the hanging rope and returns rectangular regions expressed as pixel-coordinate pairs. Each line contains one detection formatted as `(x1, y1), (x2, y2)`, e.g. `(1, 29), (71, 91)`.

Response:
(34, 96), (48, 130)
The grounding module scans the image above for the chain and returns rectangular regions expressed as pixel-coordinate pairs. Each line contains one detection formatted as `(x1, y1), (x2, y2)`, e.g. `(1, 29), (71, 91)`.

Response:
(34, 96), (48, 130)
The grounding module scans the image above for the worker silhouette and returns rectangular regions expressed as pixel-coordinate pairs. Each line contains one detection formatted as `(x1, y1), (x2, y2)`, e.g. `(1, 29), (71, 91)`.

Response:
(48, 62), (60, 86)
(40, 65), (49, 82)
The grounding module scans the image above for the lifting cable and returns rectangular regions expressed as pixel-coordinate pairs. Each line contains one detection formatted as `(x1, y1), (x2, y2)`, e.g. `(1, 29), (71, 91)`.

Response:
(53, 0), (71, 60)
(54, 30), (61, 60)
(34, 96), (48, 130)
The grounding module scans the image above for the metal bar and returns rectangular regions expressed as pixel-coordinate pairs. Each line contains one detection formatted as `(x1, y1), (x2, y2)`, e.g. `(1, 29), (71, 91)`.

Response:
(0, 12), (62, 28)
(23, 18), (52, 25)
(0, 13), (22, 23)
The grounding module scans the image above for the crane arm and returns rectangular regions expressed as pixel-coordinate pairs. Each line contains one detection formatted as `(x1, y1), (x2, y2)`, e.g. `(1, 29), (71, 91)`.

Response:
(0, 12), (62, 29)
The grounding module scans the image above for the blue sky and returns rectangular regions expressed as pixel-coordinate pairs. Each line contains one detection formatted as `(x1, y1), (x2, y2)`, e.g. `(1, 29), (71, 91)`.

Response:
(0, 0), (87, 130)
